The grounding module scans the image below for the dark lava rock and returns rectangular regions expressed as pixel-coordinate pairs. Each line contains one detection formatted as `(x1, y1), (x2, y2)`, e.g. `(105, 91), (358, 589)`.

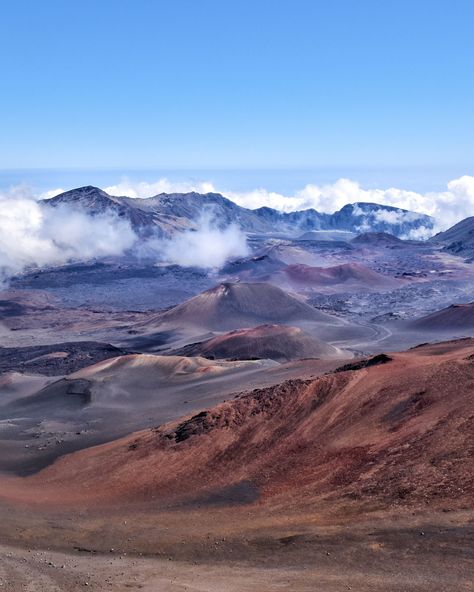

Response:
(0, 341), (130, 376)
(334, 353), (392, 373)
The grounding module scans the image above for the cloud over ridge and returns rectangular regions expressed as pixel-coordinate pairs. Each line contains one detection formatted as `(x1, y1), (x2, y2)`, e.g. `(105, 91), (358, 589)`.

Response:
(0, 190), (137, 284)
(2, 174), (474, 283)
(154, 209), (249, 269)
(0, 189), (249, 283)
(103, 175), (474, 231)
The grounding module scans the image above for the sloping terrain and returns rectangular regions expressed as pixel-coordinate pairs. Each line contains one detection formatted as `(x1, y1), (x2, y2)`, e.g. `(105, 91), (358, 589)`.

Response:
(169, 323), (335, 361)
(43, 186), (435, 238)
(0, 334), (472, 591)
(73, 352), (256, 383)
(298, 229), (355, 241)
(430, 216), (474, 259)
(150, 282), (337, 331)
(125, 191), (273, 233)
(351, 232), (407, 247)
(330, 202), (432, 237)
(16, 339), (473, 513)
(1, 350), (341, 476)
(0, 353), (275, 474)
(47, 185), (161, 236)
(1, 189), (472, 591)
(0, 341), (129, 376)
(280, 262), (401, 291)
(220, 253), (287, 280)
(409, 303), (474, 331)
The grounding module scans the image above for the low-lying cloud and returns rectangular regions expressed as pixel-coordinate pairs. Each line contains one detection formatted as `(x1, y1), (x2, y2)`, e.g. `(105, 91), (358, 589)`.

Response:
(2, 175), (473, 282)
(226, 177), (474, 232)
(104, 178), (215, 199)
(0, 190), (137, 284)
(0, 190), (249, 283)
(350, 204), (433, 240)
(145, 209), (249, 269)
(103, 175), (474, 232)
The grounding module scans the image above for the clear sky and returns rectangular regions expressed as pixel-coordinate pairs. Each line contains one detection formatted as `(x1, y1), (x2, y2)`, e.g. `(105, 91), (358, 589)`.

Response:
(1, 0), (473, 170)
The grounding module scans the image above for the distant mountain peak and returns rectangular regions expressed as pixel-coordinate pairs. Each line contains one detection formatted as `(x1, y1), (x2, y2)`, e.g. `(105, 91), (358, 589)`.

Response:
(46, 185), (119, 206)
(42, 186), (435, 239)
(340, 201), (413, 213)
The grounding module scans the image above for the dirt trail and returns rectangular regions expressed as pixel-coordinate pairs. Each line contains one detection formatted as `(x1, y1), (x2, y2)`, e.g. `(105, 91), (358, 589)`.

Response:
(1, 531), (473, 592)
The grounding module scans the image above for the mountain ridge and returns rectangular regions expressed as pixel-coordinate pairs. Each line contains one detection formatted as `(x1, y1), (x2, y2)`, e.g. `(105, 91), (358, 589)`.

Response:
(44, 185), (434, 238)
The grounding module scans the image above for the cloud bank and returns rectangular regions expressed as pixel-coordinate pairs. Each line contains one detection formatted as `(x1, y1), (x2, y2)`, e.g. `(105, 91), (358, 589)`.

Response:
(0, 190), (248, 283)
(104, 175), (474, 231)
(144, 209), (249, 269)
(104, 178), (215, 199)
(2, 175), (473, 282)
(0, 190), (137, 284)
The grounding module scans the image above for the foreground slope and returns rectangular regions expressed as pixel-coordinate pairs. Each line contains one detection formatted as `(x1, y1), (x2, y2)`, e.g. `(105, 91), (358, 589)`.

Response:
(16, 339), (474, 513)
(0, 340), (473, 592)
(0, 353), (278, 475)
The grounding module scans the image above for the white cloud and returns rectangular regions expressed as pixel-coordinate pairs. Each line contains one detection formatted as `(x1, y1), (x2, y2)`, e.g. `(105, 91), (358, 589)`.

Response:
(226, 177), (474, 232)
(99, 175), (474, 231)
(0, 189), (137, 284)
(150, 209), (249, 269)
(104, 178), (215, 199)
(40, 187), (65, 200)
(350, 205), (433, 240)
(372, 209), (419, 225)
(401, 225), (433, 241)
(2, 174), (473, 282)
(0, 188), (249, 282)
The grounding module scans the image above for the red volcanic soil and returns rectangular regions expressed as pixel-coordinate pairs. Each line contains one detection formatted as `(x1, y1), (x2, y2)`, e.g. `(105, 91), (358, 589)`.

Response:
(12, 338), (474, 514)
(150, 281), (335, 331)
(282, 262), (400, 290)
(410, 303), (474, 331)
(169, 323), (336, 361)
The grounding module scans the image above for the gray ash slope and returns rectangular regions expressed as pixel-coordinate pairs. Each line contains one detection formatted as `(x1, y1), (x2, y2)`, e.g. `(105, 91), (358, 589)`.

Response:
(351, 232), (406, 246)
(408, 302), (474, 332)
(148, 282), (338, 331)
(430, 216), (474, 259)
(11, 261), (214, 311)
(44, 186), (434, 238)
(46, 186), (160, 236)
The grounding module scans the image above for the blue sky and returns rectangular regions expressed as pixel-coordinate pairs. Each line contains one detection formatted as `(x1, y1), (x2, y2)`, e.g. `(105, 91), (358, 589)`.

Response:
(1, 0), (473, 171)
